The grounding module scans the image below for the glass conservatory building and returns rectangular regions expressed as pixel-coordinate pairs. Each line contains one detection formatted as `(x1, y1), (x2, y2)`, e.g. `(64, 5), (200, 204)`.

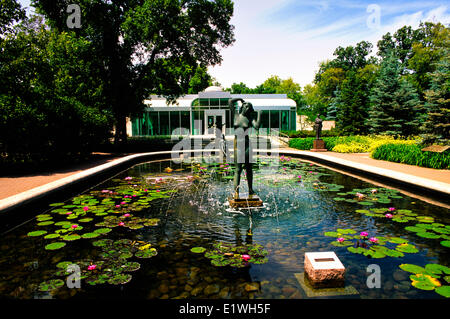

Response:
(130, 86), (297, 137)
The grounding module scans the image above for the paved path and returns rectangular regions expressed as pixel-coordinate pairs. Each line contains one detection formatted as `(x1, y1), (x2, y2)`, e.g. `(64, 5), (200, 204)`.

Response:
(0, 154), (127, 200)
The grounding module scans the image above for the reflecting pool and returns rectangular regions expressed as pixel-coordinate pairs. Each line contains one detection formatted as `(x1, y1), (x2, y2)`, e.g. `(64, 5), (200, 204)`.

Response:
(0, 156), (449, 299)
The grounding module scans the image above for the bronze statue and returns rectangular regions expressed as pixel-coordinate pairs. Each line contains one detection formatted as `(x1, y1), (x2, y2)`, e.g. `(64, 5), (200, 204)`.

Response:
(228, 98), (261, 199)
(314, 114), (323, 140)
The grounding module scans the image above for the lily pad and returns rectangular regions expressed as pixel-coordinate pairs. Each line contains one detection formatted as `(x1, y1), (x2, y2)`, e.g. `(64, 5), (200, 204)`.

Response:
(78, 218), (94, 223)
(62, 234), (81, 241)
(440, 240), (450, 248)
(399, 264), (426, 274)
(121, 262), (141, 272)
(81, 232), (101, 239)
(191, 247), (207, 253)
(45, 242), (66, 250)
(425, 264), (450, 276)
(107, 273), (132, 285)
(416, 232), (441, 239)
(396, 244), (419, 253)
(94, 228), (112, 234)
(27, 230), (47, 237)
(44, 233), (60, 240)
(435, 285), (450, 298)
(134, 248), (157, 259)
(37, 221), (54, 226)
(39, 279), (64, 292)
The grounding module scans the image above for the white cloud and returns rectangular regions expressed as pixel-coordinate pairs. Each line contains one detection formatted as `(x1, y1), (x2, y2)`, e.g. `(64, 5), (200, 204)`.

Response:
(209, 2), (450, 90)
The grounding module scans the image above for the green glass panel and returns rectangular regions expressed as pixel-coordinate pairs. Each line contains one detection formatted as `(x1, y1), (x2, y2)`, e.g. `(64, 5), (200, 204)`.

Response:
(159, 111), (170, 136)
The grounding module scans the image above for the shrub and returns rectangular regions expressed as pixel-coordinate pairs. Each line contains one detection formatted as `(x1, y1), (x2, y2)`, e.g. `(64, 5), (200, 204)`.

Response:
(332, 143), (369, 153)
(281, 128), (341, 138)
(289, 135), (420, 153)
(371, 144), (450, 169)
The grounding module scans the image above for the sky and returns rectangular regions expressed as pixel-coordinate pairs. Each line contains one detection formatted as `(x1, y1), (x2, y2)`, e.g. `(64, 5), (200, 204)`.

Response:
(18, 0), (450, 89)
(209, 0), (450, 89)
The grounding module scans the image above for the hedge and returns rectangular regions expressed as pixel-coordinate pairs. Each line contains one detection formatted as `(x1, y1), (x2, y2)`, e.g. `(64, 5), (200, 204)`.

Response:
(371, 144), (450, 169)
(288, 135), (417, 153)
(281, 128), (341, 138)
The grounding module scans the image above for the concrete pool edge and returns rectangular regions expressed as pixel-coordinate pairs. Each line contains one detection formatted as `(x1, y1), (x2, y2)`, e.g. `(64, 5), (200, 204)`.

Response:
(0, 149), (449, 213)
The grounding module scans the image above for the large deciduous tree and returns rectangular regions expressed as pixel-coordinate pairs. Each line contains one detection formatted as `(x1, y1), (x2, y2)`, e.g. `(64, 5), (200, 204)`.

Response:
(0, 15), (112, 161)
(32, 0), (235, 144)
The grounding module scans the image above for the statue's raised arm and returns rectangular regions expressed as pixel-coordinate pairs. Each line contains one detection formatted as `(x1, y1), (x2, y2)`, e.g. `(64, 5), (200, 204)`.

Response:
(252, 110), (262, 130)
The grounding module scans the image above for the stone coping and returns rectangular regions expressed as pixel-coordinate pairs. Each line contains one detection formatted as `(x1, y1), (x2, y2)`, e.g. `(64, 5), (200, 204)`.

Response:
(1, 149), (449, 213)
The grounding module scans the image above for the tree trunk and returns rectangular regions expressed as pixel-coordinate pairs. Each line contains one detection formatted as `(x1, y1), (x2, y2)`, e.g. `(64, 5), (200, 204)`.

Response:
(114, 112), (127, 147)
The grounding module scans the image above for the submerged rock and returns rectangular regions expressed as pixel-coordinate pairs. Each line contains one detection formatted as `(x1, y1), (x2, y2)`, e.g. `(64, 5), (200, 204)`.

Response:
(244, 282), (260, 292)
(190, 286), (204, 297)
(204, 284), (220, 296)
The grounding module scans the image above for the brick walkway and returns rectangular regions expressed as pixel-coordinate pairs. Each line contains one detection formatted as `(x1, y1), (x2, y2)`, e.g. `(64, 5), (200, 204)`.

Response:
(0, 154), (127, 200)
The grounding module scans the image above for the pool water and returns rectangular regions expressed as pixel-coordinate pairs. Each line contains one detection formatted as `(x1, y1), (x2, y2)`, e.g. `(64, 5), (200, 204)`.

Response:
(0, 156), (449, 299)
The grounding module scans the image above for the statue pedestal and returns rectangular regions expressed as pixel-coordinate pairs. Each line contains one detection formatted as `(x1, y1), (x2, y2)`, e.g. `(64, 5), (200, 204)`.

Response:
(310, 139), (327, 152)
(229, 195), (263, 208)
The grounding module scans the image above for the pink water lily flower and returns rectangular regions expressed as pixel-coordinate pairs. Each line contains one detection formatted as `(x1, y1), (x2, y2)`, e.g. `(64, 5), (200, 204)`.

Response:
(88, 265), (97, 271)
(71, 224), (78, 229)
(118, 222), (125, 226)
(388, 207), (396, 211)
(360, 231), (369, 237)
(356, 192), (365, 199)
(241, 254), (251, 262)
(336, 237), (345, 243)
(66, 212), (72, 215)
(297, 175), (302, 179)
(123, 214), (131, 218)
(371, 189), (377, 194)
(101, 190), (109, 193)
(385, 213), (393, 218)
(124, 177), (133, 180)
(115, 205), (121, 208)
(120, 201), (126, 205)
(83, 206), (89, 211)
(369, 237), (378, 243)
(156, 190), (160, 192)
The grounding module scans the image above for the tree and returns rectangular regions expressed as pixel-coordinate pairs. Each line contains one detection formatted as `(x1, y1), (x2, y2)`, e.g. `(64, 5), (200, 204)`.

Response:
(420, 51), (450, 145)
(329, 41), (376, 71)
(0, 15), (112, 160)
(227, 82), (252, 94)
(377, 26), (420, 70)
(408, 22), (450, 98)
(188, 65), (213, 94)
(32, 0), (235, 145)
(367, 54), (421, 137)
(0, 0), (25, 34)
(302, 84), (327, 121)
(333, 64), (378, 134)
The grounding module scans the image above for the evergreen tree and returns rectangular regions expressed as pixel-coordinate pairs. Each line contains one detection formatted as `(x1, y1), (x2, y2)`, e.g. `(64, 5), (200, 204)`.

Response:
(367, 54), (421, 136)
(326, 89), (340, 121)
(335, 71), (368, 134)
(421, 52), (450, 145)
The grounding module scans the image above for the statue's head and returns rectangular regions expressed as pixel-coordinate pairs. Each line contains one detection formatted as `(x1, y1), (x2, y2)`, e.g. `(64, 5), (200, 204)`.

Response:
(241, 102), (254, 116)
